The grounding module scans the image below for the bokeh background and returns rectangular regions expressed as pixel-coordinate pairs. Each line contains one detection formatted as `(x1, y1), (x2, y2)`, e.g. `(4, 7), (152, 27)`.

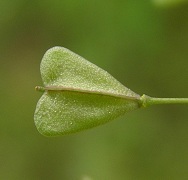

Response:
(1, 1), (188, 179)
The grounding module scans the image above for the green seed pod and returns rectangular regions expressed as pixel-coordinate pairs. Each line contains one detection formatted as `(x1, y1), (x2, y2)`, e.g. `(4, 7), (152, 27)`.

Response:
(34, 47), (188, 137)
(34, 47), (141, 136)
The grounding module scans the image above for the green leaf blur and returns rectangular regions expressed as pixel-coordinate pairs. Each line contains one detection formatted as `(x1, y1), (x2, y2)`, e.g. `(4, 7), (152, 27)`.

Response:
(153, 0), (188, 7)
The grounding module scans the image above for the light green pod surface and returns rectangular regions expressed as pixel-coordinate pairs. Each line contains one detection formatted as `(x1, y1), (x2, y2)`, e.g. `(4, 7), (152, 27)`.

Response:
(35, 91), (140, 136)
(34, 47), (141, 136)
(40, 47), (140, 98)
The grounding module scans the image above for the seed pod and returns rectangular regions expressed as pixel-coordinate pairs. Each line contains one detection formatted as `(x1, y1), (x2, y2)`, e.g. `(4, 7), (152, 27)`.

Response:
(34, 47), (141, 136)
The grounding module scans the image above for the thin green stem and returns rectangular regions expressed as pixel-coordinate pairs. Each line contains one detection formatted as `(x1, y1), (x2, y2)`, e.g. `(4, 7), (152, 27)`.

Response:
(35, 86), (188, 108)
(141, 94), (188, 107)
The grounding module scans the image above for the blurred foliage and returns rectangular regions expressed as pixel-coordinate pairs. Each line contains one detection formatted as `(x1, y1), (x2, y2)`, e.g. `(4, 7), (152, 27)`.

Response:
(0, 1), (188, 179)
(153, 0), (188, 7)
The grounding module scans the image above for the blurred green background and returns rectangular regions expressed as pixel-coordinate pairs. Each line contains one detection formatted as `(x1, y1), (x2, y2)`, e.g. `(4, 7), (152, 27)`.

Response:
(1, 1), (188, 179)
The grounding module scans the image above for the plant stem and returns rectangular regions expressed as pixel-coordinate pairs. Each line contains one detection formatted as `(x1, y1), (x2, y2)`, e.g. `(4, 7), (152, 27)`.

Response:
(141, 94), (188, 107)
(35, 86), (188, 107)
